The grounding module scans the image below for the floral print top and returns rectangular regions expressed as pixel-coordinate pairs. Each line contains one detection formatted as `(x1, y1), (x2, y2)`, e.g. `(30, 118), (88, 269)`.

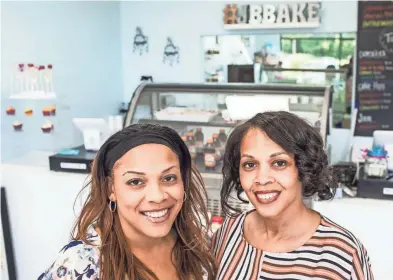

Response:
(38, 226), (210, 280)
(38, 226), (100, 280)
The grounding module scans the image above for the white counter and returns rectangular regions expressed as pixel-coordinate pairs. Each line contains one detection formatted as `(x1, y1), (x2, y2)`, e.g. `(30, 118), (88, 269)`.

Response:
(1, 152), (88, 279)
(2, 152), (393, 279)
(313, 198), (393, 280)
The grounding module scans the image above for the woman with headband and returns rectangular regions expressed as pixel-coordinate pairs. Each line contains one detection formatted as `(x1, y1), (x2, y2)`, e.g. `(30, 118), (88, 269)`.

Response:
(212, 111), (373, 280)
(38, 124), (216, 280)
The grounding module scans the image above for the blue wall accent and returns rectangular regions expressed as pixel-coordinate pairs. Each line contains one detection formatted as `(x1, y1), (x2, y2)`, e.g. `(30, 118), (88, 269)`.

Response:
(1, 1), (123, 161)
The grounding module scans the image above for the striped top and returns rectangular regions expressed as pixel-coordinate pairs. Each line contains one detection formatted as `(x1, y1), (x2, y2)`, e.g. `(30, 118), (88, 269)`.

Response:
(212, 211), (373, 280)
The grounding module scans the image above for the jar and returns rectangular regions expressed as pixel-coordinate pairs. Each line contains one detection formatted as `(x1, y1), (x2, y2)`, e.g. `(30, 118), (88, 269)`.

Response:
(218, 129), (227, 143)
(186, 131), (195, 145)
(212, 133), (221, 148)
(364, 146), (388, 178)
(211, 216), (224, 233)
(195, 128), (204, 146)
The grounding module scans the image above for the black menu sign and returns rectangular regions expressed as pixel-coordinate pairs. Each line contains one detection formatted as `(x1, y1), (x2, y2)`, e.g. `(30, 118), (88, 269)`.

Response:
(355, 1), (393, 136)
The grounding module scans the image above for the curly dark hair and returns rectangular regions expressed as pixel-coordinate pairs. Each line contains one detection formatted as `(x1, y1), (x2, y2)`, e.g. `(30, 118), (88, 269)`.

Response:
(221, 111), (337, 216)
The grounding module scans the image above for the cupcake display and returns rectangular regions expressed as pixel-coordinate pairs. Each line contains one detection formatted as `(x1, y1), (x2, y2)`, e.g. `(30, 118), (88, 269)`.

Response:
(24, 108), (33, 116)
(41, 121), (54, 133)
(6, 106), (15, 115)
(12, 121), (23, 131)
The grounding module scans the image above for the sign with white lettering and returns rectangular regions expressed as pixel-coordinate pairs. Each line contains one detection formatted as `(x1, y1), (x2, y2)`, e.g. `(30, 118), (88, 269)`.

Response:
(355, 1), (393, 136)
(223, 2), (321, 29)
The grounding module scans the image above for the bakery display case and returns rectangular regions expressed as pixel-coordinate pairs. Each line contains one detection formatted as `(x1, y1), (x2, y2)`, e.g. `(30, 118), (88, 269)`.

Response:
(124, 82), (330, 215)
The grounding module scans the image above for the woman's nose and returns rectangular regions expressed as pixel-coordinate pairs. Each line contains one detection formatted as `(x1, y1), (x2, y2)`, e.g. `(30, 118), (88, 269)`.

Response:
(145, 183), (166, 203)
(254, 165), (276, 185)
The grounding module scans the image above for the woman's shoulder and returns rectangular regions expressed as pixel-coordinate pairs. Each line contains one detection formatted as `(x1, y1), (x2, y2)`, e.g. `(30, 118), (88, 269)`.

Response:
(317, 215), (372, 273)
(38, 229), (101, 279)
(318, 215), (368, 251)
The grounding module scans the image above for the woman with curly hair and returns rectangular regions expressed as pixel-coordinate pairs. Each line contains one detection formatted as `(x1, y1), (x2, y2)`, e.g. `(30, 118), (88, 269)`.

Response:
(38, 124), (216, 280)
(212, 111), (373, 280)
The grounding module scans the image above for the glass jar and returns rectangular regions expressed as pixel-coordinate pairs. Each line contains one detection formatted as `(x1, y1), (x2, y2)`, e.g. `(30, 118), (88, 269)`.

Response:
(364, 146), (388, 179)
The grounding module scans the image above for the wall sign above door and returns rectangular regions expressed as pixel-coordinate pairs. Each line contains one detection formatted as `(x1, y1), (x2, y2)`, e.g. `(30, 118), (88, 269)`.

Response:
(223, 2), (321, 30)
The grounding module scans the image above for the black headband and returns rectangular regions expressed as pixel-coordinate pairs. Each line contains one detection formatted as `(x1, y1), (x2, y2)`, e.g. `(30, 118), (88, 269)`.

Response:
(104, 133), (184, 174)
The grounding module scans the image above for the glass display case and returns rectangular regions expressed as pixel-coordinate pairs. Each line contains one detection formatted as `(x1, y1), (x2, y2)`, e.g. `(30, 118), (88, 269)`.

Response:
(124, 82), (330, 215)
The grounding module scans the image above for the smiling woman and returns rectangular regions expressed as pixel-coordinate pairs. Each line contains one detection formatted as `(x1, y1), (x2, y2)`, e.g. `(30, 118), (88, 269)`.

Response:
(38, 124), (216, 280)
(213, 111), (373, 280)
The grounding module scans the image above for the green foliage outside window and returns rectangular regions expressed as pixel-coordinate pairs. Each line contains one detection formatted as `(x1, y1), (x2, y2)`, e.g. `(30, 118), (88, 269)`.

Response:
(280, 33), (356, 65)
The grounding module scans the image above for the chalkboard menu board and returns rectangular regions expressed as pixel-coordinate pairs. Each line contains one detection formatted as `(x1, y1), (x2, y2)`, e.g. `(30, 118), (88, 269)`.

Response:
(355, 1), (393, 136)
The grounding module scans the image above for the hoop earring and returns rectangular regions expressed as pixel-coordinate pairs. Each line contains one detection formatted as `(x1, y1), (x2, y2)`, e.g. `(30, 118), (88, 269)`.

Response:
(109, 200), (117, 212)
(183, 192), (187, 202)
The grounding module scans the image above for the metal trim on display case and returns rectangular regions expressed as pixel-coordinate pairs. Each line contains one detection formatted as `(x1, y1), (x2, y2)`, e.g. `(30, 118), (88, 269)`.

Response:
(124, 82), (150, 127)
(321, 86), (331, 146)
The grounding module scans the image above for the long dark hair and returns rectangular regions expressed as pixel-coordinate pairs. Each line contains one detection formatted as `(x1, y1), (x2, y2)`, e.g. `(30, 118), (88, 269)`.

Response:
(221, 111), (337, 216)
(73, 124), (217, 279)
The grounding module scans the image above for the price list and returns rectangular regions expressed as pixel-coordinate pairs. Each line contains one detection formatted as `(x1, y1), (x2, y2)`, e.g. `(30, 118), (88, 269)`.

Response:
(355, 1), (393, 136)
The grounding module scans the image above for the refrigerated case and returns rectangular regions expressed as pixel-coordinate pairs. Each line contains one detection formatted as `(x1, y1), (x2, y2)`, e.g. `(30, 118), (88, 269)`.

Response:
(124, 83), (330, 215)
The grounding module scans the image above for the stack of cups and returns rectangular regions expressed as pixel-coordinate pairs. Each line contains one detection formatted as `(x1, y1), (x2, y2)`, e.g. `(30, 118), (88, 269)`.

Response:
(108, 115), (123, 135)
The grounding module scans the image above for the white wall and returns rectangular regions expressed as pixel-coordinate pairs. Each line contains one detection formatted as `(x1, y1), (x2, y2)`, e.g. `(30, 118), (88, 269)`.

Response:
(120, 1), (358, 101)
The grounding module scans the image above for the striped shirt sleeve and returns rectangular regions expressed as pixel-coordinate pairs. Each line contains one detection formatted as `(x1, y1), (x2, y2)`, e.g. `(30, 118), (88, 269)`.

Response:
(350, 242), (374, 280)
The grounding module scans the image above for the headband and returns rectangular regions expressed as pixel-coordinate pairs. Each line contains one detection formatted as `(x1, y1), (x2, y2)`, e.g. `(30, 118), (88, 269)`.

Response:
(104, 133), (184, 174)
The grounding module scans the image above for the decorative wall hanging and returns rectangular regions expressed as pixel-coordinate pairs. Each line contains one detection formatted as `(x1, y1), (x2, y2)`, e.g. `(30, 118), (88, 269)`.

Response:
(133, 27), (149, 55)
(12, 121), (23, 132)
(41, 121), (54, 133)
(42, 105), (56, 116)
(163, 37), (180, 66)
(5, 106), (15, 116)
(10, 63), (56, 100)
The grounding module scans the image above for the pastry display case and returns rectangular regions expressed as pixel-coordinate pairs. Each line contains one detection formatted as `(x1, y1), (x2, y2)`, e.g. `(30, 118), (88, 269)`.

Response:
(124, 83), (331, 215)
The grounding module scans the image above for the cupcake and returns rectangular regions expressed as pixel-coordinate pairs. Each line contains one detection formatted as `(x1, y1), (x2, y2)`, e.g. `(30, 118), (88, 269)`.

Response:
(12, 121), (23, 131)
(41, 121), (54, 133)
(49, 105), (56, 115)
(6, 106), (15, 115)
(42, 107), (51, 116)
(43, 105), (56, 116)
(24, 108), (33, 116)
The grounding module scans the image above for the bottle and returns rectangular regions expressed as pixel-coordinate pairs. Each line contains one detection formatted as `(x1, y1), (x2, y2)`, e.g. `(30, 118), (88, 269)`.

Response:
(186, 131), (195, 145)
(218, 129), (227, 143)
(204, 138), (216, 170)
(195, 128), (204, 146)
(212, 133), (221, 148)
(205, 138), (215, 150)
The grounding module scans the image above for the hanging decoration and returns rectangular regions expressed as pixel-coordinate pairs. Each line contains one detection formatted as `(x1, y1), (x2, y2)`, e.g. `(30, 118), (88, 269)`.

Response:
(163, 37), (180, 66)
(133, 27), (149, 55)
(6, 106), (15, 115)
(12, 121), (23, 132)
